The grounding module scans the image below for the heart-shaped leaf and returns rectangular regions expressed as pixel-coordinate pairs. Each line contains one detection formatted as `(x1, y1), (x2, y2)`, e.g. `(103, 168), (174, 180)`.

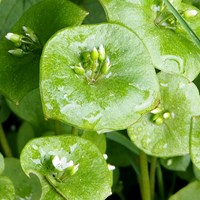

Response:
(100, 0), (200, 81)
(128, 72), (200, 157)
(20, 135), (112, 200)
(0, 0), (87, 103)
(40, 23), (159, 132)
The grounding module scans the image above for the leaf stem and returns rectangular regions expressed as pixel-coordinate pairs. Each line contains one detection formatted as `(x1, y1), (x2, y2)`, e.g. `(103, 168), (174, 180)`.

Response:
(163, 0), (200, 49)
(71, 127), (79, 135)
(157, 161), (165, 200)
(139, 150), (151, 200)
(0, 124), (13, 157)
(150, 157), (157, 200)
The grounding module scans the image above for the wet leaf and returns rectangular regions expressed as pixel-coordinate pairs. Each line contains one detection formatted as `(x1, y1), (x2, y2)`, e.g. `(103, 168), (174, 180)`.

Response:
(0, 0), (87, 102)
(0, 176), (15, 200)
(128, 72), (200, 157)
(40, 23), (159, 132)
(20, 135), (112, 200)
(100, 0), (200, 81)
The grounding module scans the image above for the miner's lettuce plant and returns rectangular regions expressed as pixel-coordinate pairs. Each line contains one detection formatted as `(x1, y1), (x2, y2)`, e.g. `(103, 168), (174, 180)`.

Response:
(0, 0), (200, 199)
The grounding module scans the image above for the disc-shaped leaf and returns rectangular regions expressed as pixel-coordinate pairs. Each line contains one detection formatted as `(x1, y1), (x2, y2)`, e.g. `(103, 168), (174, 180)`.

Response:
(190, 116), (200, 169)
(0, 0), (87, 103)
(128, 72), (200, 157)
(100, 0), (200, 81)
(40, 23), (159, 132)
(0, 176), (15, 200)
(20, 135), (112, 200)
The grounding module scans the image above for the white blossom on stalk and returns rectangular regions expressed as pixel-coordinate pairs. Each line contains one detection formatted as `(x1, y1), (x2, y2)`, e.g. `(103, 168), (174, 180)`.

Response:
(52, 155), (74, 171)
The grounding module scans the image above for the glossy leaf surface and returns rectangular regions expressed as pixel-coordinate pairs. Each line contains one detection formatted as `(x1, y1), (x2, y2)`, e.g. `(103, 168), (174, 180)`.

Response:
(0, 0), (87, 102)
(100, 0), (200, 81)
(40, 23), (159, 132)
(21, 135), (112, 200)
(128, 72), (200, 157)
(2, 158), (41, 200)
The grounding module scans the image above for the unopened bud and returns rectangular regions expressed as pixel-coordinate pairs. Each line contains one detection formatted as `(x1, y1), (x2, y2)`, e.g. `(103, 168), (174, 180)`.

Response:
(98, 44), (106, 61)
(8, 49), (26, 57)
(151, 107), (162, 114)
(155, 117), (164, 125)
(71, 65), (85, 75)
(163, 112), (171, 119)
(5, 33), (23, 45)
(22, 26), (38, 43)
(183, 9), (198, 18)
(68, 163), (80, 176)
(101, 57), (111, 74)
(91, 47), (99, 60)
(81, 52), (91, 62)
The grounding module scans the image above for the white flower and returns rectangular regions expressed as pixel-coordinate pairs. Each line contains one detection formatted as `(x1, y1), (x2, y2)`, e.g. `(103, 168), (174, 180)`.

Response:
(52, 155), (74, 171)
(108, 164), (115, 171)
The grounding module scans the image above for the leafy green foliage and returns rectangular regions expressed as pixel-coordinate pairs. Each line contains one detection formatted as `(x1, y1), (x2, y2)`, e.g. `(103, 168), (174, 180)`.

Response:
(0, 0), (87, 102)
(128, 72), (200, 157)
(21, 136), (112, 199)
(100, 0), (200, 81)
(40, 23), (159, 132)
(0, 176), (15, 199)
(0, 153), (4, 174)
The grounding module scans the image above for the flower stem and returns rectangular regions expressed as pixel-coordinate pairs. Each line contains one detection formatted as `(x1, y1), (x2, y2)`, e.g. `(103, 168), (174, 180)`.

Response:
(71, 127), (79, 135)
(163, 0), (200, 49)
(139, 150), (151, 200)
(157, 162), (165, 200)
(0, 124), (13, 157)
(150, 157), (157, 200)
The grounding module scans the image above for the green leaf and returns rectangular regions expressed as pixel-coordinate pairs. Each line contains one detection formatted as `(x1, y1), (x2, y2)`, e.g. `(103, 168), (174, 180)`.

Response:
(0, 0), (87, 103)
(17, 122), (35, 154)
(81, 131), (106, 153)
(169, 181), (200, 200)
(0, 153), (4, 174)
(190, 116), (200, 169)
(40, 23), (159, 132)
(0, 94), (10, 123)
(20, 135), (112, 200)
(0, 0), (42, 39)
(100, 0), (200, 81)
(128, 72), (200, 157)
(0, 176), (15, 200)
(160, 155), (190, 171)
(2, 158), (41, 200)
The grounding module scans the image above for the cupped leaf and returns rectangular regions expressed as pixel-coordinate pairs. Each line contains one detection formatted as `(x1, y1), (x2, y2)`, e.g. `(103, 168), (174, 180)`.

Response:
(0, 153), (4, 174)
(160, 155), (190, 171)
(20, 135), (112, 200)
(190, 116), (200, 169)
(2, 158), (41, 200)
(169, 181), (200, 200)
(128, 72), (200, 157)
(100, 0), (200, 81)
(0, 0), (42, 39)
(0, 0), (87, 103)
(0, 176), (15, 200)
(40, 23), (159, 132)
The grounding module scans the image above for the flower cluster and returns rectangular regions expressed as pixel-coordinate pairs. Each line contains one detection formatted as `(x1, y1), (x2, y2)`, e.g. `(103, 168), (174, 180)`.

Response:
(151, 107), (171, 125)
(5, 26), (41, 57)
(71, 44), (111, 83)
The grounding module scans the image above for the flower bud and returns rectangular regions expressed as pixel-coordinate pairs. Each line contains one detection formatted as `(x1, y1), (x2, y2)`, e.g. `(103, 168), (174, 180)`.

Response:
(183, 9), (198, 18)
(8, 49), (26, 57)
(91, 47), (99, 60)
(163, 112), (171, 119)
(22, 26), (38, 43)
(98, 44), (106, 61)
(101, 57), (111, 74)
(155, 117), (164, 125)
(151, 107), (162, 114)
(5, 33), (23, 45)
(71, 65), (85, 75)
(81, 52), (91, 62)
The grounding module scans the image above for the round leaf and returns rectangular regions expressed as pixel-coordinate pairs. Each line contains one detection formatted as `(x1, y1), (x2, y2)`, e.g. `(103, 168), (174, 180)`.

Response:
(100, 0), (200, 81)
(20, 135), (112, 200)
(0, 0), (87, 102)
(128, 72), (200, 157)
(40, 23), (159, 132)
(2, 158), (41, 200)
(0, 176), (15, 200)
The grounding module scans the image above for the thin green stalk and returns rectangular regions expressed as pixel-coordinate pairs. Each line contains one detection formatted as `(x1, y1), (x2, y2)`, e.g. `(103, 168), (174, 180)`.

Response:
(0, 124), (13, 157)
(157, 162), (165, 200)
(163, 0), (200, 49)
(71, 127), (79, 135)
(139, 150), (151, 200)
(150, 157), (157, 200)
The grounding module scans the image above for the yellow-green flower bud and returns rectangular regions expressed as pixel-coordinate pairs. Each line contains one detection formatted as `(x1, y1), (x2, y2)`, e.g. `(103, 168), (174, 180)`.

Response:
(101, 57), (111, 74)
(71, 65), (85, 75)
(81, 52), (91, 62)
(183, 9), (198, 18)
(151, 107), (162, 114)
(22, 26), (38, 43)
(98, 44), (106, 61)
(8, 49), (26, 57)
(163, 112), (171, 119)
(155, 117), (164, 125)
(5, 33), (23, 45)
(91, 47), (99, 60)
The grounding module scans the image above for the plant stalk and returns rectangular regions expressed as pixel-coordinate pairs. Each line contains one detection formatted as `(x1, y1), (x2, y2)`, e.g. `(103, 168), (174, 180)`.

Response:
(150, 157), (157, 200)
(157, 162), (165, 200)
(163, 0), (200, 49)
(71, 127), (79, 135)
(0, 124), (13, 157)
(139, 150), (151, 200)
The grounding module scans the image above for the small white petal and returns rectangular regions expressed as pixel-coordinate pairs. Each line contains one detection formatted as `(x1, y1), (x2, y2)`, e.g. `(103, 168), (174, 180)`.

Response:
(5, 33), (14, 40)
(103, 154), (108, 160)
(108, 164), (115, 171)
